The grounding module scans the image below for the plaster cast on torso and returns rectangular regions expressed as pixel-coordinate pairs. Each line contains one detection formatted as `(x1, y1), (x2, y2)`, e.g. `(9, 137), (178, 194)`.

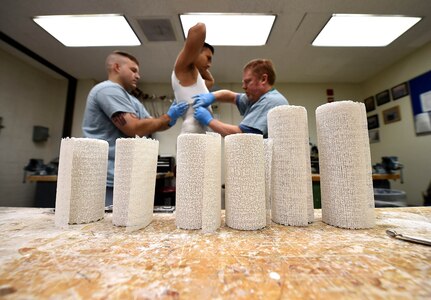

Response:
(171, 71), (211, 134)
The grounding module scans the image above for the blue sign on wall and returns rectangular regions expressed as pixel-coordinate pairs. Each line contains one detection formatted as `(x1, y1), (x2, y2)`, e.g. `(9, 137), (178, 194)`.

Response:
(409, 70), (431, 134)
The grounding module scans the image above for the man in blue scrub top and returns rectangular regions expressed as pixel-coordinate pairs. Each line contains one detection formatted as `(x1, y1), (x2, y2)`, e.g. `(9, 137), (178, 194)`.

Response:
(82, 51), (188, 205)
(192, 59), (288, 138)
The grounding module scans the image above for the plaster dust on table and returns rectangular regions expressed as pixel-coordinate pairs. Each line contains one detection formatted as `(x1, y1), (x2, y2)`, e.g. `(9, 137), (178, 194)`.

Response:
(378, 211), (431, 239)
(0, 207), (430, 299)
(0, 208), (58, 262)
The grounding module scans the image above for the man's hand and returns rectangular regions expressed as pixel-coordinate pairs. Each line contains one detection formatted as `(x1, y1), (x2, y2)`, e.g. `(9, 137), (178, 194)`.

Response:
(167, 101), (189, 126)
(192, 93), (216, 108)
(193, 107), (213, 126)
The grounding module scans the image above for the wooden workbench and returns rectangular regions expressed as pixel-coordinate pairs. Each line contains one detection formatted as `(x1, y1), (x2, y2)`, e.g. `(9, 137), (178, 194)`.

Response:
(26, 173), (176, 208)
(27, 172), (175, 182)
(0, 207), (430, 299)
(311, 173), (400, 182)
(27, 172), (400, 183)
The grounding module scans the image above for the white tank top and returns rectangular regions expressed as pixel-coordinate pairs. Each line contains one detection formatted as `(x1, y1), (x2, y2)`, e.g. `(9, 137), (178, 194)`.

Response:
(171, 71), (211, 134)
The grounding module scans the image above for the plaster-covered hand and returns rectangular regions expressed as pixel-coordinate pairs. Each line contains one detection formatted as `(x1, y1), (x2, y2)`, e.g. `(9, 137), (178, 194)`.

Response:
(194, 107), (213, 126)
(167, 101), (189, 126)
(192, 93), (216, 108)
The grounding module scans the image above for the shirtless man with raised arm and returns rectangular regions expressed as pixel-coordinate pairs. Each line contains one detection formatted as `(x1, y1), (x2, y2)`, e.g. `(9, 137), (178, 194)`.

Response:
(171, 22), (215, 133)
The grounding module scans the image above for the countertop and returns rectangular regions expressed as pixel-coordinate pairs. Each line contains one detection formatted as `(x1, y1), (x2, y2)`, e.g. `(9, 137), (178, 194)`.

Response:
(27, 172), (175, 182)
(311, 173), (400, 182)
(27, 172), (400, 183)
(0, 207), (430, 299)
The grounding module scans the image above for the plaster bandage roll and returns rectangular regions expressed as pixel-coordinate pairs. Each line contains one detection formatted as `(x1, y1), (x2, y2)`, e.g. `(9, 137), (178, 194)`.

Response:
(316, 101), (375, 229)
(176, 133), (221, 231)
(263, 138), (273, 226)
(201, 133), (222, 233)
(268, 105), (313, 226)
(225, 134), (266, 230)
(55, 138), (108, 227)
(112, 137), (159, 229)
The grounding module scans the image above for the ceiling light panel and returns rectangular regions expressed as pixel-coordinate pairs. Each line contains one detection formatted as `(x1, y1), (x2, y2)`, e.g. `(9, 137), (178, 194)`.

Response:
(33, 14), (141, 47)
(180, 13), (276, 46)
(312, 14), (421, 47)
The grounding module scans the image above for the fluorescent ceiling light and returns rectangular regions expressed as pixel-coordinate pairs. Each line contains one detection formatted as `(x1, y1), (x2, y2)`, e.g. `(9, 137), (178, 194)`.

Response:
(33, 14), (141, 47)
(312, 14), (421, 47)
(180, 13), (276, 46)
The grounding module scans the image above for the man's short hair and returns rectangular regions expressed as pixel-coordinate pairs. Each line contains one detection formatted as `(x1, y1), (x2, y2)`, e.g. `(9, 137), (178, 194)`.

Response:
(112, 51), (139, 65)
(106, 51), (139, 73)
(203, 42), (214, 54)
(244, 59), (276, 85)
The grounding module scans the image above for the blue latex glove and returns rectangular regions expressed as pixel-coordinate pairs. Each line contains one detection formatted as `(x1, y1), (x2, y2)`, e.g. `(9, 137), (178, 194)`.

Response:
(192, 93), (216, 108)
(194, 107), (213, 126)
(167, 101), (188, 126)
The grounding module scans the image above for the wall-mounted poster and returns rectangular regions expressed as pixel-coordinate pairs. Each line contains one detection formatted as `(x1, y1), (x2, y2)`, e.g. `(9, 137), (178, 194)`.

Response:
(382, 106), (401, 124)
(391, 82), (409, 100)
(409, 70), (431, 134)
(367, 114), (379, 129)
(364, 96), (375, 112)
(376, 90), (391, 106)
(368, 129), (380, 144)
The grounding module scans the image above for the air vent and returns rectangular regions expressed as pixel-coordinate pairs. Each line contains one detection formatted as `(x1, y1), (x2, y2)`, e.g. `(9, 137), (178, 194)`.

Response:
(138, 18), (176, 41)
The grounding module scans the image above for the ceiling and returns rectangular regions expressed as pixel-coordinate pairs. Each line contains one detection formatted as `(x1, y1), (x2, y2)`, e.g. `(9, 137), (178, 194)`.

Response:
(1, 0), (431, 84)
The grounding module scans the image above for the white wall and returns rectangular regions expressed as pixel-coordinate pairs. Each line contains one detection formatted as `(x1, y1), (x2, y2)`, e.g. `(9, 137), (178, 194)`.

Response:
(71, 79), (96, 137)
(362, 42), (431, 206)
(0, 48), (67, 207)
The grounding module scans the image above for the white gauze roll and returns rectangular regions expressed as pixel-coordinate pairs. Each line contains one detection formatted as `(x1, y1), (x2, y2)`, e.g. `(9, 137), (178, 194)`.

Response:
(55, 138), (108, 227)
(176, 133), (221, 230)
(268, 105), (313, 226)
(112, 137), (159, 228)
(316, 100), (375, 229)
(263, 138), (273, 226)
(201, 132), (222, 233)
(225, 134), (266, 230)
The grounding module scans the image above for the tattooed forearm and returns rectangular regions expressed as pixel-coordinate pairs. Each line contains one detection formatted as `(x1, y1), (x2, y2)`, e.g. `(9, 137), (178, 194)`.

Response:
(112, 112), (127, 126)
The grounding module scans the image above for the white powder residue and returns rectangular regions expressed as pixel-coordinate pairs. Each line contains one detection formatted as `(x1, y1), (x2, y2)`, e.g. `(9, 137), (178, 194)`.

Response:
(380, 218), (431, 231)
(379, 211), (431, 237)
(269, 271), (280, 280)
